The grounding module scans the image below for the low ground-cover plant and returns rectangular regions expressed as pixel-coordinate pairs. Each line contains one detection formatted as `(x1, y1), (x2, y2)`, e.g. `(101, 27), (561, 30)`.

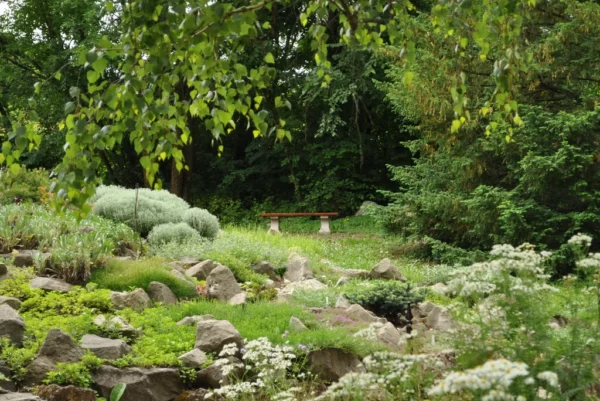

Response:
(90, 258), (198, 299)
(345, 281), (425, 326)
(0, 166), (51, 205)
(43, 352), (103, 388)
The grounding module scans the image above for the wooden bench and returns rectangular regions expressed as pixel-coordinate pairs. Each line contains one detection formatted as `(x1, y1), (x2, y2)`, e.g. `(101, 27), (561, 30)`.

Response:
(261, 212), (339, 234)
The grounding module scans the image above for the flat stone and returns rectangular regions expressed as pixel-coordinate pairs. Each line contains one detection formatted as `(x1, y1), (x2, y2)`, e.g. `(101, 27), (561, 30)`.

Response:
(227, 292), (247, 306)
(178, 349), (208, 369)
(186, 260), (219, 281)
(147, 282), (178, 305)
(344, 304), (386, 324)
(195, 358), (243, 388)
(426, 306), (454, 331)
(206, 265), (242, 302)
(284, 253), (313, 282)
(309, 348), (365, 382)
(36, 384), (96, 401)
(110, 289), (151, 312)
(370, 258), (406, 281)
(30, 277), (72, 293)
(375, 322), (406, 352)
(335, 295), (352, 309)
(0, 304), (25, 346)
(0, 394), (42, 401)
(12, 251), (37, 267)
(176, 315), (215, 326)
(179, 257), (200, 268)
(0, 296), (21, 310)
(81, 335), (131, 360)
(195, 320), (243, 354)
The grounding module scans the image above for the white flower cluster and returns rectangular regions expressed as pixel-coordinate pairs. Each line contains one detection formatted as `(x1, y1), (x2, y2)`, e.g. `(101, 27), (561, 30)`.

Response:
(576, 252), (600, 271)
(273, 386), (302, 401)
(310, 372), (382, 401)
(353, 322), (384, 341)
(206, 337), (298, 400)
(567, 233), (593, 248)
(428, 359), (559, 401)
(445, 243), (556, 298)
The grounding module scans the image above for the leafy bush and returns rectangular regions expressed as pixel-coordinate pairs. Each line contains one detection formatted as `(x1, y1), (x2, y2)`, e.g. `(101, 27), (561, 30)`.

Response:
(91, 186), (190, 236)
(147, 223), (201, 246)
(0, 204), (139, 282)
(346, 281), (425, 325)
(43, 352), (103, 388)
(90, 258), (198, 299)
(0, 167), (51, 205)
(182, 207), (220, 239)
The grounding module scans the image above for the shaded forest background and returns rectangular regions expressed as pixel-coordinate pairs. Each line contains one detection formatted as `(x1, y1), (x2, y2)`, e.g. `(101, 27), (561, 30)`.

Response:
(1, 0), (599, 263)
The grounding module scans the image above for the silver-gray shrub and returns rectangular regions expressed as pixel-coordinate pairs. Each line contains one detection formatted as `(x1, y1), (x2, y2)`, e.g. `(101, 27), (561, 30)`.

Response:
(147, 222), (201, 246)
(183, 207), (220, 240)
(91, 185), (190, 236)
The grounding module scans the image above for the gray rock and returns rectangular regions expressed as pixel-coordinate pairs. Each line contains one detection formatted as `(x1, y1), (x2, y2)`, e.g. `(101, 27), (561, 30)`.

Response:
(0, 263), (7, 276)
(0, 394), (42, 401)
(263, 279), (276, 289)
(186, 260), (219, 281)
(195, 320), (243, 354)
(36, 384), (96, 401)
(179, 257), (200, 268)
(309, 348), (365, 382)
(147, 282), (178, 305)
(29, 277), (72, 293)
(110, 289), (151, 312)
(93, 315), (139, 337)
(429, 283), (448, 295)
(335, 295), (352, 309)
(93, 366), (183, 401)
(277, 279), (326, 302)
(206, 265), (242, 302)
(175, 389), (210, 401)
(0, 361), (15, 392)
(195, 358), (243, 388)
(12, 251), (36, 267)
(344, 304), (386, 324)
(0, 296), (21, 310)
(81, 334), (131, 360)
(375, 322), (406, 352)
(412, 302), (436, 320)
(227, 292), (247, 306)
(289, 316), (307, 332)
(370, 258), (406, 281)
(23, 330), (84, 386)
(0, 304), (25, 346)
(251, 262), (279, 281)
(284, 253), (313, 282)
(178, 349), (208, 369)
(426, 306), (454, 331)
(355, 201), (378, 216)
(176, 315), (215, 327)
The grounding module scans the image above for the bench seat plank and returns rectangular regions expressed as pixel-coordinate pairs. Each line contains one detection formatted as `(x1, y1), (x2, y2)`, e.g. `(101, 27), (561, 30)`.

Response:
(261, 212), (339, 217)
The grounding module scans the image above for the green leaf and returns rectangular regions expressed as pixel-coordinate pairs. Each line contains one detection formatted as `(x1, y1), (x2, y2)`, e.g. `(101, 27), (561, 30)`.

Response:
(110, 384), (126, 401)
(9, 164), (20, 174)
(87, 70), (100, 84)
(65, 102), (76, 114)
(300, 13), (308, 26)
(92, 58), (108, 74)
(54, 71), (62, 80)
(69, 87), (81, 98)
(140, 156), (151, 170)
(264, 53), (275, 64)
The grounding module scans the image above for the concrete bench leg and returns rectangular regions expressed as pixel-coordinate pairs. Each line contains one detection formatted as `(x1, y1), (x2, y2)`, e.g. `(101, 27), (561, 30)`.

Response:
(319, 216), (331, 235)
(268, 217), (281, 233)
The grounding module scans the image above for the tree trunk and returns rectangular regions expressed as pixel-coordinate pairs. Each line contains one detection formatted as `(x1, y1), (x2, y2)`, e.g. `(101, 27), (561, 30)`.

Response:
(182, 141), (194, 202)
(170, 158), (183, 197)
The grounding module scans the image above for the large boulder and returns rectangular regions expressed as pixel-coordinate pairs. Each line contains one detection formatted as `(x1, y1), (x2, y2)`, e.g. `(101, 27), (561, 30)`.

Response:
(29, 278), (72, 293)
(206, 266), (242, 302)
(195, 358), (243, 388)
(370, 258), (406, 281)
(36, 384), (96, 401)
(309, 348), (365, 382)
(23, 330), (84, 387)
(186, 260), (219, 281)
(0, 296), (21, 310)
(93, 366), (183, 401)
(344, 304), (386, 324)
(335, 295), (352, 309)
(110, 289), (151, 312)
(178, 349), (208, 369)
(284, 253), (313, 282)
(227, 292), (247, 306)
(251, 262), (279, 281)
(374, 322), (406, 352)
(195, 320), (243, 354)
(81, 335), (131, 360)
(147, 282), (178, 305)
(12, 251), (36, 267)
(0, 304), (25, 346)
(0, 394), (42, 401)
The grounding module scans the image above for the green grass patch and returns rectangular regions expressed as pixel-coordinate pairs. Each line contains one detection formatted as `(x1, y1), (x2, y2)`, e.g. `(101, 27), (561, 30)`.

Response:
(91, 258), (198, 299)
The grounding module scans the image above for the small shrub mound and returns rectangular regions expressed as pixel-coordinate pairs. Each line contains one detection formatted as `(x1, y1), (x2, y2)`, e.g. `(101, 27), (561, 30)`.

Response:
(346, 281), (425, 326)
(0, 167), (51, 204)
(90, 258), (198, 299)
(147, 223), (201, 246)
(182, 207), (220, 240)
